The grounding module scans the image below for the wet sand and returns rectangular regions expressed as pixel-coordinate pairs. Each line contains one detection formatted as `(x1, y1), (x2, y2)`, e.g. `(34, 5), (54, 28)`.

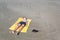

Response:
(0, 0), (60, 40)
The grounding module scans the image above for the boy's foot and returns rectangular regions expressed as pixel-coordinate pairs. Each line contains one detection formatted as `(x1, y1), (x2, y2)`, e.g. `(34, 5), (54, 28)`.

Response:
(16, 32), (20, 35)
(12, 31), (15, 34)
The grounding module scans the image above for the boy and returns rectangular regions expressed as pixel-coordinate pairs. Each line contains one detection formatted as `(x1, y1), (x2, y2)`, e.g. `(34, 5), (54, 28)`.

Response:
(12, 17), (28, 35)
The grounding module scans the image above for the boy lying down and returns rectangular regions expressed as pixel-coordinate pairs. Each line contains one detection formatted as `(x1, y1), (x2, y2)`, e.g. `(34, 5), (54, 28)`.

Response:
(11, 17), (28, 35)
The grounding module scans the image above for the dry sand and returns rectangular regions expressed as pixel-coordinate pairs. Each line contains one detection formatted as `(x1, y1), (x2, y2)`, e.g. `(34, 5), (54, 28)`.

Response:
(0, 0), (60, 40)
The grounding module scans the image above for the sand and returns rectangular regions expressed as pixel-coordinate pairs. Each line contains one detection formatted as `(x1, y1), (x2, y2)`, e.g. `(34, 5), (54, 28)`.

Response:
(0, 0), (60, 40)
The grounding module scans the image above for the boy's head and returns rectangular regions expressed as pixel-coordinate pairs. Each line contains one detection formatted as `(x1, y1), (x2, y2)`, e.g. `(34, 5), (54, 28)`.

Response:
(23, 17), (27, 20)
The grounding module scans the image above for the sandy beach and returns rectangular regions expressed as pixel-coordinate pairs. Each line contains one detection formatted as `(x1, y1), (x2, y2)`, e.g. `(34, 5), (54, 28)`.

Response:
(0, 0), (60, 40)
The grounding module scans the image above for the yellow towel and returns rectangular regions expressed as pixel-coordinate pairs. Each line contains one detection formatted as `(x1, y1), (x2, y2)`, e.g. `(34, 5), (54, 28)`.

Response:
(9, 17), (31, 33)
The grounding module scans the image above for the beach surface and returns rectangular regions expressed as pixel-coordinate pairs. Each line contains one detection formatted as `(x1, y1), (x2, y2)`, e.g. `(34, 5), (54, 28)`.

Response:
(0, 0), (60, 40)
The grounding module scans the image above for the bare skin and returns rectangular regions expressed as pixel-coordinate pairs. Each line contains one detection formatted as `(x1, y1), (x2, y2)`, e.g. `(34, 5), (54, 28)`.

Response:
(11, 18), (28, 34)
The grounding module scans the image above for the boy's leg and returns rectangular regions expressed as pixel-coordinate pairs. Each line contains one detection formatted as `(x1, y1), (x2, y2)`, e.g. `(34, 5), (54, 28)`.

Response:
(12, 24), (21, 34)
(17, 25), (25, 35)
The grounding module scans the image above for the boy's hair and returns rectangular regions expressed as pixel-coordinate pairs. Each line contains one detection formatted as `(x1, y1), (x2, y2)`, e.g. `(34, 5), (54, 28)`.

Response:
(23, 17), (27, 20)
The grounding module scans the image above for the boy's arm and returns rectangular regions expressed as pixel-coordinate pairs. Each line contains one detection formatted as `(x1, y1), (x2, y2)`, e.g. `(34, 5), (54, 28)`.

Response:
(26, 21), (28, 25)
